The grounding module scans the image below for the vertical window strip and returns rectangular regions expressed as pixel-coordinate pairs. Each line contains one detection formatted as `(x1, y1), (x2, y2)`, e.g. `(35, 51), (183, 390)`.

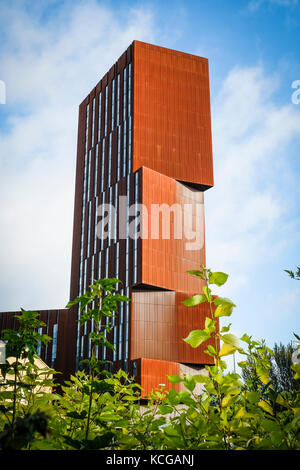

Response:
(87, 201), (91, 259)
(98, 91), (102, 142)
(97, 251), (101, 279)
(117, 126), (121, 181)
(85, 103), (89, 155)
(118, 290), (124, 361)
(101, 139), (105, 193)
(76, 306), (80, 368)
(51, 323), (58, 367)
(91, 97), (95, 148)
(81, 336), (84, 361)
(87, 149), (91, 202)
(107, 133), (112, 188)
(108, 187), (112, 245)
(124, 287), (130, 363)
(128, 63), (131, 118)
(94, 195), (98, 255)
(123, 67), (127, 123)
(128, 116), (132, 174)
(115, 242), (119, 280)
(122, 121), (127, 177)
(111, 78), (115, 131)
(113, 317), (117, 362)
(116, 74), (120, 125)
(91, 254), (94, 285)
(94, 143), (98, 197)
(105, 247), (109, 278)
(104, 85), (108, 137)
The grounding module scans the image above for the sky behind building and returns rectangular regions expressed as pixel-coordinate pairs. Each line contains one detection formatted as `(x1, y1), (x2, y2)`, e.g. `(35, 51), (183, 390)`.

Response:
(0, 0), (299, 363)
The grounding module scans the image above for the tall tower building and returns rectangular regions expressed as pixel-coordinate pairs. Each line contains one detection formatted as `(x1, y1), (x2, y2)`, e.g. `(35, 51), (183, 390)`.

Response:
(0, 41), (216, 395)
(66, 41), (215, 395)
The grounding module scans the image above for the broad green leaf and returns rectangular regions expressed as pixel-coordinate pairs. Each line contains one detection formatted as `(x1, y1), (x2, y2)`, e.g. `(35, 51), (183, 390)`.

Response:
(221, 324), (231, 333)
(291, 363), (300, 380)
(215, 304), (233, 318)
(207, 344), (217, 355)
(258, 400), (274, 415)
(257, 366), (269, 385)
(261, 418), (280, 432)
(235, 407), (246, 419)
(208, 271), (228, 287)
(158, 404), (173, 414)
(183, 329), (210, 348)
(183, 373), (196, 392)
(167, 387), (180, 405)
(202, 286), (212, 301)
(168, 374), (182, 384)
(182, 294), (206, 307)
(193, 374), (210, 384)
(240, 333), (252, 344)
(219, 343), (238, 357)
(221, 333), (240, 348)
(246, 391), (260, 403)
(205, 317), (215, 333)
(213, 297), (236, 307)
(186, 270), (205, 279)
(276, 394), (288, 408)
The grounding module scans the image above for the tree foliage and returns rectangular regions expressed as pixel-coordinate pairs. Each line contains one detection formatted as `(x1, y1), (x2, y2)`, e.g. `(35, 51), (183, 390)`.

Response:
(0, 269), (299, 450)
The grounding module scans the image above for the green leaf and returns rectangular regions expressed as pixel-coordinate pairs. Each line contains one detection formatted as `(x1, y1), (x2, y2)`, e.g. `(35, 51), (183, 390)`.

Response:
(258, 400), (274, 415)
(213, 297), (236, 307)
(183, 373), (196, 392)
(221, 324), (231, 333)
(246, 391), (260, 403)
(207, 344), (217, 355)
(158, 404), (173, 415)
(193, 374), (210, 384)
(240, 333), (251, 344)
(219, 343), (238, 357)
(257, 366), (269, 385)
(292, 363), (300, 380)
(215, 304), (233, 318)
(221, 333), (240, 348)
(168, 374), (182, 384)
(183, 329), (210, 348)
(205, 317), (215, 333)
(182, 294), (206, 307)
(167, 387), (180, 405)
(208, 271), (228, 287)
(186, 270), (205, 279)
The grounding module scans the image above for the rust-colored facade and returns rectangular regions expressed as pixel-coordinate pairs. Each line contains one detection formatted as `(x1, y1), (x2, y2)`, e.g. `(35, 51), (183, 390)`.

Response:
(0, 309), (68, 374)
(0, 41), (215, 395)
(68, 40), (216, 395)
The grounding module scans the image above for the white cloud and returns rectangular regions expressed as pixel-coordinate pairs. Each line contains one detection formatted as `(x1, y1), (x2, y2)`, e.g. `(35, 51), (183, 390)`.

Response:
(0, 1), (156, 310)
(206, 64), (300, 278)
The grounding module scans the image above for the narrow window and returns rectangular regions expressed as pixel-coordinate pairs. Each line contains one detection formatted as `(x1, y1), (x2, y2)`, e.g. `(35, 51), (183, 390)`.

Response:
(104, 85), (108, 137)
(98, 91), (102, 142)
(111, 78), (115, 131)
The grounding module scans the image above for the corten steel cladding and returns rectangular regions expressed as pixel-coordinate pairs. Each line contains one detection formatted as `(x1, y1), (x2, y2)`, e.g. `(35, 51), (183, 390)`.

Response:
(0, 309), (68, 376)
(139, 166), (206, 292)
(133, 41), (213, 188)
(66, 40), (215, 390)
(131, 291), (216, 365)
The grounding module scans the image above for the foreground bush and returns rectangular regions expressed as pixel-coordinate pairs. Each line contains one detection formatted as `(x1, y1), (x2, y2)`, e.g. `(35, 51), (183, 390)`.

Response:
(0, 267), (299, 450)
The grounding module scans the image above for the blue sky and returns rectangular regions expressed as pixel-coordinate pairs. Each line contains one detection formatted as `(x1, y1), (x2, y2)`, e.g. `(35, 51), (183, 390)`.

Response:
(0, 0), (299, 361)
